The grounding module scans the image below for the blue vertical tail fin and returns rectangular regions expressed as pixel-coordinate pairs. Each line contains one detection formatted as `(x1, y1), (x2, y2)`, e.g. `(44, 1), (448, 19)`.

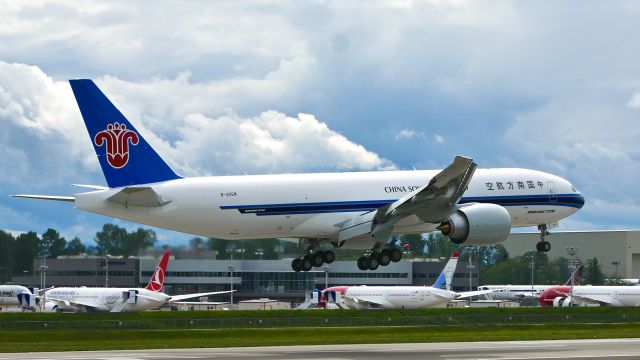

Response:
(432, 251), (460, 290)
(69, 79), (181, 188)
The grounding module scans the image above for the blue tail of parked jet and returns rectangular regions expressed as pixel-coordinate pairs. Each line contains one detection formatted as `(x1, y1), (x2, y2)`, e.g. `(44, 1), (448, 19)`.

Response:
(432, 251), (460, 291)
(69, 80), (181, 188)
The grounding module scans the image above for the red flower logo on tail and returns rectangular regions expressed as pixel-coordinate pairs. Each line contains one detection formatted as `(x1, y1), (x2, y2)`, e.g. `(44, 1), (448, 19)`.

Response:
(94, 122), (139, 169)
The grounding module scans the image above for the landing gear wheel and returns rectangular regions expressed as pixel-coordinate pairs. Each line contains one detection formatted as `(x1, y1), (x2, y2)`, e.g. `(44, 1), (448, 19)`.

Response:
(311, 252), (324, 267)
(291, 258), (303, 272)
(301, 255), (313, 271)
(536, 242), (543, 252)
(357, 256), (370, 271)
(379, 249), (391, 266)
(542, 241), (551, 252)
(322, 250), (335, 264)
(368, 254), (379, 270)
(390, 248), (402, 262)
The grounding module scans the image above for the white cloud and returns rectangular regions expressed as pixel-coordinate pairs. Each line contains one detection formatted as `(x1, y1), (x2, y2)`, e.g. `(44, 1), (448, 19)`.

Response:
(394, 129), (426, 141)
(433, 134), (445, 144)
(628, 92), (640, 109)
(171, 111), (395, 176)
(0, 61), (394, 189)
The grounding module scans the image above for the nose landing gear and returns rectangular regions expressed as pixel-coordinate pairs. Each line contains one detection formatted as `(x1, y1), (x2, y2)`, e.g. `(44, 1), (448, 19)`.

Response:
(536, 224), (551, 252)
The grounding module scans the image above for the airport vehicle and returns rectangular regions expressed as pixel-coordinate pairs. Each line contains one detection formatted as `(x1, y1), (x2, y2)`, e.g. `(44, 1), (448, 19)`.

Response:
(539, 284), (640, 307)
(480, 265), (584, 301)
(317, 252), (494, 309)
(40, 251), (230, 312)
(15, 80), (585, 272)
(0, 285), (34, 310)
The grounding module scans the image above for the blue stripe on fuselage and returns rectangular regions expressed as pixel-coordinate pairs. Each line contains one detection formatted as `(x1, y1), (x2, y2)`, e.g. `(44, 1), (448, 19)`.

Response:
(220, 194), (585, 216)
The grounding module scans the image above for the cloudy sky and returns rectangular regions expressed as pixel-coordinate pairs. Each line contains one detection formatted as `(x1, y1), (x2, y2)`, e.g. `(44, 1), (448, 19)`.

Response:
(1, 1), (639, 246)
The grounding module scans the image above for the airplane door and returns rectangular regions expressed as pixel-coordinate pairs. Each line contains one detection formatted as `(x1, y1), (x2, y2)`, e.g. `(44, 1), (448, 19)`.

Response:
(547, 181), (557, 202)
(410, 290), (419, 303)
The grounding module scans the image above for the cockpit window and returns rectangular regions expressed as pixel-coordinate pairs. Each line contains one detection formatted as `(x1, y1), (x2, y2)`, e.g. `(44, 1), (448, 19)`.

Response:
(571, 185), (577, 192)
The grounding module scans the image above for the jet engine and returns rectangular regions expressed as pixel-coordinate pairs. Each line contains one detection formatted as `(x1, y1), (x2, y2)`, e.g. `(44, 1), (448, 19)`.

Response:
(552, 296), (574, 307)
(437, 203), (511, 246)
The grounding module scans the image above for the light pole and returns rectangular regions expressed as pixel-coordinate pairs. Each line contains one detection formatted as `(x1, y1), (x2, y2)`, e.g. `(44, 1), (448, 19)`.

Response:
(528, 254), (535, 297)
(255, 248), (264, 260)
(23, 270), (28, 284)
(228, 266), (235, 309)
(236, 247), (246, 260)
(566, 246), (578, 277)
(104, 254), (111, 287)
(466, 255), (475, 291)
(226, 245), (236, 260)
(322, 266), (330, 290)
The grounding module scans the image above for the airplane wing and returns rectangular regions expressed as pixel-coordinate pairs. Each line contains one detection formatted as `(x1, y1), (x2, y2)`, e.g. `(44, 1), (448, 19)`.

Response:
(40, 296), (107, 311)
(169, 290), (234, 302)
(340, 295), (395, 309)
(456, 289), (500, 300)
(338, 156), (477, 243)
(549, 289), (616, 306)
(172, 301), (228, 305)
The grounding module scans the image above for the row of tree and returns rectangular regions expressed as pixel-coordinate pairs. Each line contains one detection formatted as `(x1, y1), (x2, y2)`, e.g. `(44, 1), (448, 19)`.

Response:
(0, 224), (156, 283)
(0, 223), (609, 286)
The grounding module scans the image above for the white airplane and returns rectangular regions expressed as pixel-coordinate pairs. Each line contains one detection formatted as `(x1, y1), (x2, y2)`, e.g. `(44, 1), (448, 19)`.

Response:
(539, 284), (640, 307)
(14, 80), (585, 272)
(317, 252), (494, 309)
(40, 251), (231, 312)
(0, 285), (34, 310)
(480, 265), (584, 301)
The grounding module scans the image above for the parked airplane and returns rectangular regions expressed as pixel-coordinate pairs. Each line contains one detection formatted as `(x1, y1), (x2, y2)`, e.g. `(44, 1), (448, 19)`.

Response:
(40, 251), (231, 312)
(539, 283), (640, 307)
(316, 252), (494, 309)
(14, 80), (585, 272)
(0, 285), (34, 310)
(480, 264), (584, 301)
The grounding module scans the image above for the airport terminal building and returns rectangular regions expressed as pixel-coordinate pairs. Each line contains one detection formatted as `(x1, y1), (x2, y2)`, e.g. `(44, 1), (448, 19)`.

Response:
(14, 255), (477, 304)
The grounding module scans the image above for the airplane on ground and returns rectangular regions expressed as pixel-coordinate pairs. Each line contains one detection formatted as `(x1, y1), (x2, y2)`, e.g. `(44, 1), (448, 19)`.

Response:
(539, 283), (640, 307)
(316, 252), (495, 309)
(14, 80), (585, 273)
(479, 264), (584, 301)
(0, 285), (34, 310)
(40, 251), (231, 312)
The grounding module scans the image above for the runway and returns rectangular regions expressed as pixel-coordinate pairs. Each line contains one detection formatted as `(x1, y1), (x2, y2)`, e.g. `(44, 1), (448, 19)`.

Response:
(2, 338), (640, 360)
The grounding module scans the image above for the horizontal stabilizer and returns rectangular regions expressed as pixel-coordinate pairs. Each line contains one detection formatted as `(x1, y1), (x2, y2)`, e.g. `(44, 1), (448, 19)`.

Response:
(107, 187), (170, 207)
(12, 195), (75, 202)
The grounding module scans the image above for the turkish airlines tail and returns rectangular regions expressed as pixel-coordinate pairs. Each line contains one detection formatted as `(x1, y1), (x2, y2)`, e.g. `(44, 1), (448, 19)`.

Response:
(68, 80), (180, 188)
(432, 251), (460, 290)
(145, 251), (170, 292)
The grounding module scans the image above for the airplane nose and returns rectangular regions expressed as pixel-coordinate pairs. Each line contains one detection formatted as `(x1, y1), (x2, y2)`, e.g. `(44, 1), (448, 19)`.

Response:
(575, 193), (585, 209)
(568, 183), (585, 210)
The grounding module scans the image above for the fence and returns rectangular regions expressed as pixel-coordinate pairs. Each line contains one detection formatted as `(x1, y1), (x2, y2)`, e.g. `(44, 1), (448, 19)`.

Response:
(1, 312), (638, 331)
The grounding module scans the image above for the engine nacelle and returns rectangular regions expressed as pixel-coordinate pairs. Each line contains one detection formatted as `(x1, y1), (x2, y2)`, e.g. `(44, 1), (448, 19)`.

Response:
(552, 296), (574, 307)
(438, 203), (511, 246)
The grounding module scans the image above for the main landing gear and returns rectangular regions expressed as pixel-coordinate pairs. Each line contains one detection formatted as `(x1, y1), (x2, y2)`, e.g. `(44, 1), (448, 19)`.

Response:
(535, 224), (551, 252)
(291, 240), (335, 272)
(357, 245), (402, 271)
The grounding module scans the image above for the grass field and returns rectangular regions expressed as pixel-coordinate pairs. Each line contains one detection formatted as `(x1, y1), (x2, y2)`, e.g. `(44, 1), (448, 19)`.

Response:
(2, 307), (640, 352)
(2, 323), (640, 353)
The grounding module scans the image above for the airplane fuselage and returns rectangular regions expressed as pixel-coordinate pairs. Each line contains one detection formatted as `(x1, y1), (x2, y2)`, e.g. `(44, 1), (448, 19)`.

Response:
(0, 285), (30, 307)
(75, 168), (583, 248)
(44, 287), (169, 312)
(540, 285), (640, 307)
